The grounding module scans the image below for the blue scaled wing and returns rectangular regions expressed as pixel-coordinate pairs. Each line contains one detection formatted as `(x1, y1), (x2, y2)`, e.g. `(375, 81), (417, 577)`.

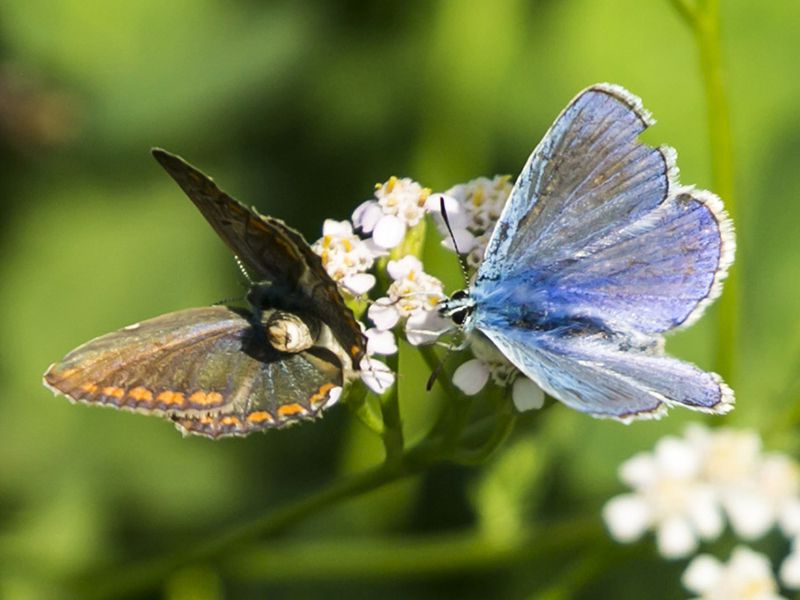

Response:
(477, 324), (733, 420)
(475, 84), (734, 334)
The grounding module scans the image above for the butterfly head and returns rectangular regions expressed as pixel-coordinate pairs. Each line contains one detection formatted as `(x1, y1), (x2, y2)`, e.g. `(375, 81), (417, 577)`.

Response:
(439, 289), (476, 328)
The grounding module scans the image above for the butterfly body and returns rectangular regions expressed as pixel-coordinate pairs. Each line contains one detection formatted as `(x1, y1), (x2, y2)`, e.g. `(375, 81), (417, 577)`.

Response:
(44, 149), (365, 438)
(441, 84), (735, 421)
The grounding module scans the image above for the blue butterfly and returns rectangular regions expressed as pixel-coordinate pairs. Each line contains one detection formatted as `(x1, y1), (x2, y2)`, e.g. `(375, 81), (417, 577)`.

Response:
(440, 84), (735, 421)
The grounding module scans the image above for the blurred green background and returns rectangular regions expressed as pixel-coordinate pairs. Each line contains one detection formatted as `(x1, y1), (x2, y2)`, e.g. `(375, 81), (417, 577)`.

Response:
(1, 1), (798, 598)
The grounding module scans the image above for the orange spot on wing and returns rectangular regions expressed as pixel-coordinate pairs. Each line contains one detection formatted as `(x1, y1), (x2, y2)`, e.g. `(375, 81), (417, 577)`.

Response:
(309, 383), (335, 407)
(351, 344), (361, 357)
(246, 411), (274, 424)
(102, 386), (125, 399)
(189, 391), (224, 406)
(157, 390), (186, 407)
(128, 387), (153, 402)
(277, 403), (307, 418)
(80, 382), (98, 394)
(219, 416), (240, 427)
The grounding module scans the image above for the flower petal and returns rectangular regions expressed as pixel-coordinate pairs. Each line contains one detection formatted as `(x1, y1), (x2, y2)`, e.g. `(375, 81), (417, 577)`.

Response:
(322, 219), (354, 237)
(352, 200), (382, 232)
(387, 255), (423, 281)
(682, 554), (723, 594)
(360, 358), (395, 394)
(323, 386), (343, 409)
(722, 489), (775, 540)
(441, 228), (478, 254)
(452, 358), (489, 395)
(342, 273), (376, 295)
(602, 494), (652, 542)
(780, 548), (800, 589)
(656, 516), (697, 558)
(511, 377), (545, 412)
(425, 193), (469, 228)
(365, 328), (398, 356)
(405, 310), (451, 346)
(372, 215), (406, 249)
(619, 453), (658, 489)
(368, 299), (400, 330)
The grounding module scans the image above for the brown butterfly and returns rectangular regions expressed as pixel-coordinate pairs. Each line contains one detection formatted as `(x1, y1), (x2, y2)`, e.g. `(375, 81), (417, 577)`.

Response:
(44, 149), (366, 438)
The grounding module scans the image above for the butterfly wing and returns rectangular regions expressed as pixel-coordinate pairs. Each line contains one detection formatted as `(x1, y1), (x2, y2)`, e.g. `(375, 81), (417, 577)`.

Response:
(474, 84), (733, 334)
(151, 148), (366, 366)
(476, 321), (733, 421)
(44, 306), (344, 438)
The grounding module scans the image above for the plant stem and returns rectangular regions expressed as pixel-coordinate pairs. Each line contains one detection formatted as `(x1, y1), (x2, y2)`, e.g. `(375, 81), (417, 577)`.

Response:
(68, 413), (508, 599)
(70, 455), (419, 599)
(697, 0), (738, 383)
(224, 515), (603, 582)
(671, 0), (738, 380)
(379, 352), (405, 463)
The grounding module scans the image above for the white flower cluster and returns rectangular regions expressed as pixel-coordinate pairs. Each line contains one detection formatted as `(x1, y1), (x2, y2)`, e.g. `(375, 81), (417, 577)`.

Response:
(603, 423), (800, 597)
(433, 175), (513, 270)
(354, 176), (431, 250)
(312, 172), (540, 405)
(311, 177), (449, 395)
(312, 219), (380, 296)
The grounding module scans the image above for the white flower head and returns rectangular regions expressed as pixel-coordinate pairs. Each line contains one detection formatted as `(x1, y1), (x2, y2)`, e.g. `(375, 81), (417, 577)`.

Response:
(603, 435), (724, 558)
(367, 255), (450, 346)
(683, 546), (785, 600)
(312, 219), (379, 295)
(429, 175), (513, 270)
(354, 176), (431, 250)
(686, 424), (800, 540)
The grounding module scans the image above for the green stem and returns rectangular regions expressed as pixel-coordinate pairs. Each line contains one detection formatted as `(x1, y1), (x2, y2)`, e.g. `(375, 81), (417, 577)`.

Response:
(667, 0), (698, 27)
(68, 413), (508, 599)
(70, 456), (419, 599)
(673, 0), (738, 380)
(224, 515), (602, 582)
(347, 382), (385, 435)
(379, 352), (404, 463)
(696, 0), (738, 382)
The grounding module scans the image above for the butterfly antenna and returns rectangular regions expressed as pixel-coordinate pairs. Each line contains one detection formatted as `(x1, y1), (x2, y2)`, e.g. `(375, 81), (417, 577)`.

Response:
(234, 255), (253, 285)
(426, 344), (458, 391)
(439, 196), (470, 287)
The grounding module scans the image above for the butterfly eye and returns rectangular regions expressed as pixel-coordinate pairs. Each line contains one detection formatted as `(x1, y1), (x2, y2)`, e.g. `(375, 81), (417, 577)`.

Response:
(449, 307), (471, 326)
(439, 289), (473, 326)
(450, 289), (469, 302)
(266, 311), (316, 353)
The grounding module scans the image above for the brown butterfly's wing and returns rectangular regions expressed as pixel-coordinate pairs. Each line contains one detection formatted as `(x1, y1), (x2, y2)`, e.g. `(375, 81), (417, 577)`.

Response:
(151, 148), (366, 367)
(44, 306), (344, 438)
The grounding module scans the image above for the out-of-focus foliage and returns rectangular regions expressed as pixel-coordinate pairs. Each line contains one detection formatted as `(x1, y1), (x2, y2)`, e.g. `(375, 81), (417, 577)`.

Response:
(0, 1), (798, 598)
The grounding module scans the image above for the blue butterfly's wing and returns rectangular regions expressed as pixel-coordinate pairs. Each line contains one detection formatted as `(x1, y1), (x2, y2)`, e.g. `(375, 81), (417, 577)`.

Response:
(475, 83), (734, 334)
(476, 322), (733, 420)
(479, 84), (669, 280)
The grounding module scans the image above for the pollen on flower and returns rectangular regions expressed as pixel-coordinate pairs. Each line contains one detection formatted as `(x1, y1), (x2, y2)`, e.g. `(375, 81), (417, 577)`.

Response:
(433, 175), (513, 270)
(312, 219), (378, 295)
(367, 254), (450, 347)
